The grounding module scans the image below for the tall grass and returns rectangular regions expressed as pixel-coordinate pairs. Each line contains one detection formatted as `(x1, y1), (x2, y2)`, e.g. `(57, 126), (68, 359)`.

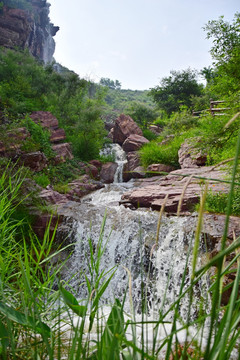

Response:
(0, 130), (239, 359)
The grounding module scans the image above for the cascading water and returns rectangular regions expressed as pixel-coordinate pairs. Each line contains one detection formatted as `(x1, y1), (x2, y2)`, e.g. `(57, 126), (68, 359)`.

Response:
(62, 184), (209, 321)
(57, 144), (238, 358)
(100, 143), (127, 183)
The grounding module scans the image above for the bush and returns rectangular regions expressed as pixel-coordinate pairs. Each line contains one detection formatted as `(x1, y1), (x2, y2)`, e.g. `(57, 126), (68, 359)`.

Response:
(142, 128), (158, 141)
(33, 173), (50, 188)
(139, 136), (184, 167)
(202, 186), (240, 216)
(21, 116), (54, 159)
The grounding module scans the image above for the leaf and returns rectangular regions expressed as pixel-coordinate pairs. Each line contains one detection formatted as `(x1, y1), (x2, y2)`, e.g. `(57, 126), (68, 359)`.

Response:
(60, 283), (87, 317)
(0, 317), (9, 351)
(0, 301), (51, 336)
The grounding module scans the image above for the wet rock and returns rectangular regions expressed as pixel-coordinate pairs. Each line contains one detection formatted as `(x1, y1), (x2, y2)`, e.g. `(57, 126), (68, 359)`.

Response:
(121, 166), (229, 213)
(32, 212), (63, 241)
(131, 166), (146, 179)
(178, 138), (207, 169)
(122, 134), (149, 152)
(66, 175), (104, 201)
(100, 162), (118, 183)
(123, 151), (141, 182)
(84, 163), (99, 180)
(89, 159), (102, 170)
(113, 114), (143, 145)
(52, 143), (73, 163)
(40, 187), (69, 204)
(147, 163), (175, 175)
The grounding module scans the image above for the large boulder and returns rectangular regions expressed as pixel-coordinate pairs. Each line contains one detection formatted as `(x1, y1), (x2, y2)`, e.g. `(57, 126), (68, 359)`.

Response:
(123, 151), (141, 181)
(122, 134), (149, 152)
(30, 111), (59, 130)
(120, 166), (229, 213)
(113, 114), (143, 145)
(100, 162), (118, 183)
(52, 143), (73, 163)
(66, 175), (104, 201)
(40, 187), (69, 205)
(178, 138), (207, 169)
(30, 111), (67, 144)
(19, 151), (47, 172)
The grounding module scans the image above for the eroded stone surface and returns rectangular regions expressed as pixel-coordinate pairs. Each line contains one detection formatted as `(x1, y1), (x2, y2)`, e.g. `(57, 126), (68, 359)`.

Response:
(113, 114), (143, 145)
(122, 134), (149, 152)
(120, 166), (229, 213)
(100, 162), (118, 183)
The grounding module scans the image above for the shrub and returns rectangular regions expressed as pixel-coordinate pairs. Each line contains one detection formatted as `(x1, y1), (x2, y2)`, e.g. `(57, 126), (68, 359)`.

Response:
(33, 173), (50, 188)
(22, 116), (54, 159)
(142, 128), (158, 141)
(140, 138), (179, 167)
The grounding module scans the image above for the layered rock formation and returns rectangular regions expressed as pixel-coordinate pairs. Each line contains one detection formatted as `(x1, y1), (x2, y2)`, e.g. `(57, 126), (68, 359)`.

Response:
(120, 166), (230, 213)
(0, 0), (59, 63)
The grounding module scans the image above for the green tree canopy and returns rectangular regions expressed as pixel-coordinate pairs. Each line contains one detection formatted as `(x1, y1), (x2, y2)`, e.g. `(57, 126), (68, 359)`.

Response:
(203, 12), (240, 94)
(99, 77), (121, 90)
(149, 68), (203, 115)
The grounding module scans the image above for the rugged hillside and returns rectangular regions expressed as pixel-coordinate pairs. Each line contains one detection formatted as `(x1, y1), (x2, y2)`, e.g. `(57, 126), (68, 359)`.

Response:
(0, 0), (59, 63)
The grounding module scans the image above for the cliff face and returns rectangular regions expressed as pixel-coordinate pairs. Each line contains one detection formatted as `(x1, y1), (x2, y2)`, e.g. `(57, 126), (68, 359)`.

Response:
(0, 0), (59, 63)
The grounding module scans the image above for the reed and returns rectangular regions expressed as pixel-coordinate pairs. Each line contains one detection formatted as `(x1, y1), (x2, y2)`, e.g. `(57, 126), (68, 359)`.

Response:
(0, 130), (239, 359)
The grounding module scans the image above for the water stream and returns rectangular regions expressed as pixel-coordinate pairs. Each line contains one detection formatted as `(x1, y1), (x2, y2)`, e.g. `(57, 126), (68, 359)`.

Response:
(63, 145), (209, 321)
(57, 145), (239, 357)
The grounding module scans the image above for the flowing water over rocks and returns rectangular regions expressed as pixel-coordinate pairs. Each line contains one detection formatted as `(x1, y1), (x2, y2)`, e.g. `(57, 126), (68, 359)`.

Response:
(54, 148), (240, 357)
(59, 181), (209, 321)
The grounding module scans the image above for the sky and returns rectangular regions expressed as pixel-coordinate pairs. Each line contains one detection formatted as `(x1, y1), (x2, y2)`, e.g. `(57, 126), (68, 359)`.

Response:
(49, 0), (239, 90)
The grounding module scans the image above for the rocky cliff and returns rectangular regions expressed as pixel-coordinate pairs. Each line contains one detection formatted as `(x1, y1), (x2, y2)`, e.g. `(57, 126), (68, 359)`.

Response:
(0, 0), (59, 63)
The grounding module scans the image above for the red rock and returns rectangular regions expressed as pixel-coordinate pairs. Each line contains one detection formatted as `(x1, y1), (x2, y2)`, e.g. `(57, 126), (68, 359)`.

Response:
(100, 162), (118, 183)
(120, 166), (229, 213)
(0, 127), (30, 153)
(131, 166), (146, 179)
(20, 151), (47, 172)
(0, 4), (58, 63)
(52, 143), (73, 163)
(149, 125), (162, 135)
(178, 138), (207, 169)
(122, 134), (149, 152)
(85, 163), (99, 180)
(113, 114), (143, 145)
(39, 188), (68, 205)
(89, 159), (102, 169)
(123, 151), (141, 181)
(66, 176), (104, 201)
(30, 111), (59, 130)
(50, 128), (66, 143)
(147, 163), (175, 175)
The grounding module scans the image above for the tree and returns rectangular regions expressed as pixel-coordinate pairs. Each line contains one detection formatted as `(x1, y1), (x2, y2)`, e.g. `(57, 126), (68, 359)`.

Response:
(149, 68), (203, 115)
(127, 102), (157, 128)
(203, 13), (240, 93)
(99, 77), (121, 90)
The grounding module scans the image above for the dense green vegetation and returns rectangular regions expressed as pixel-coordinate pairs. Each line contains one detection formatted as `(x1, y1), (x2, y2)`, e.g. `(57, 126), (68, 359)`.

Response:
(140, 13), (240, 198)
(0, 162), (240, 359)
(0, 49), (107, 161)
(0, 6), (240, 359)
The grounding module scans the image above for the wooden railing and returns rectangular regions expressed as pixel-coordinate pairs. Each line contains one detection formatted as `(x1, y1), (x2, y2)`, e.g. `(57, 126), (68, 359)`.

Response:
(192, 99), (230, 117)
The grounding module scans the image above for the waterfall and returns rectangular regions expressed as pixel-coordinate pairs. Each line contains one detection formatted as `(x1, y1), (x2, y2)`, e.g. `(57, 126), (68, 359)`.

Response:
(100, 143), (127, 183)
(61, 185), (210, 321)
